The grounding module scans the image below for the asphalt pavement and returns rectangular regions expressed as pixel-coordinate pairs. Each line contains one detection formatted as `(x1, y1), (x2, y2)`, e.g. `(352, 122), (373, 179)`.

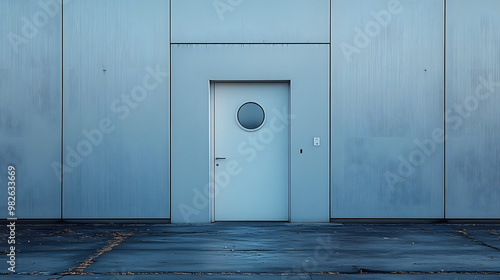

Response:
(1, 222), (499, 279)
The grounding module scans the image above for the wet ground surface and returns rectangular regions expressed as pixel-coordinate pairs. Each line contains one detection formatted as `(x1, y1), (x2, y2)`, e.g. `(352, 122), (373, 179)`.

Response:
(1, 223), (499, 279)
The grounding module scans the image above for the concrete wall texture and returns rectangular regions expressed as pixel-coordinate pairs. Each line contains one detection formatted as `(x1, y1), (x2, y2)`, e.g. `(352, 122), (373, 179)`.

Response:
(0, 0), (499, 222)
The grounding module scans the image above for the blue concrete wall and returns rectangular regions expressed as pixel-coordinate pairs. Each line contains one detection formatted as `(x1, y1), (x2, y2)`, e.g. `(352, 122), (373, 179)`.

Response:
(1, 0), (499, 220)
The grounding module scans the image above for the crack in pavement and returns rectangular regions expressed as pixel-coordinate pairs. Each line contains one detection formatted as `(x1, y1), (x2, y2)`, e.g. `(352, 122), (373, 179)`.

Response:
(455, 229), (500, 251)
(58, 231), (135, 276)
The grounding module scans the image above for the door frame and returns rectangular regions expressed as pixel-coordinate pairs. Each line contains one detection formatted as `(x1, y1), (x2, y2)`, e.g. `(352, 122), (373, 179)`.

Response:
(209, 80), (292, 222)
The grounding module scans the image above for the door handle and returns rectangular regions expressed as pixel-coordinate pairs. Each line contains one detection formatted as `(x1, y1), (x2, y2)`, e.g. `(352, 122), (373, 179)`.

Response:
(215, 157), (226, 160)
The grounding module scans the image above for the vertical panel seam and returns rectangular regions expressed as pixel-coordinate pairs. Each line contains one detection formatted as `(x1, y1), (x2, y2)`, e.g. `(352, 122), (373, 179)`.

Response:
(169, 0), (172, 221)
(60, 0), (64, 221)
(329, 0), (332, 221)
(443, 0), (447, 220)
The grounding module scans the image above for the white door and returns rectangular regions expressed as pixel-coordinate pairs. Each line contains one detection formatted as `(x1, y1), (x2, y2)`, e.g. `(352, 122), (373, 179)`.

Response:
(214, 82), (289, 221)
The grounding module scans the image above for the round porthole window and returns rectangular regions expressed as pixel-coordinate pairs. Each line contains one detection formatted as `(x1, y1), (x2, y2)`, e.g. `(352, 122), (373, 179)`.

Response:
(237, 102), (265, 131)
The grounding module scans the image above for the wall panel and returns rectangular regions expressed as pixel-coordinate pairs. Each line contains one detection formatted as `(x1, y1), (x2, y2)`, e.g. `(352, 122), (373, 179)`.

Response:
(0, 0), (62, 218)
(445, 0), (500, 218)
(171, 0), (330, 43)
(62, 0), (170, 218)
(331, 0), (445, 218)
